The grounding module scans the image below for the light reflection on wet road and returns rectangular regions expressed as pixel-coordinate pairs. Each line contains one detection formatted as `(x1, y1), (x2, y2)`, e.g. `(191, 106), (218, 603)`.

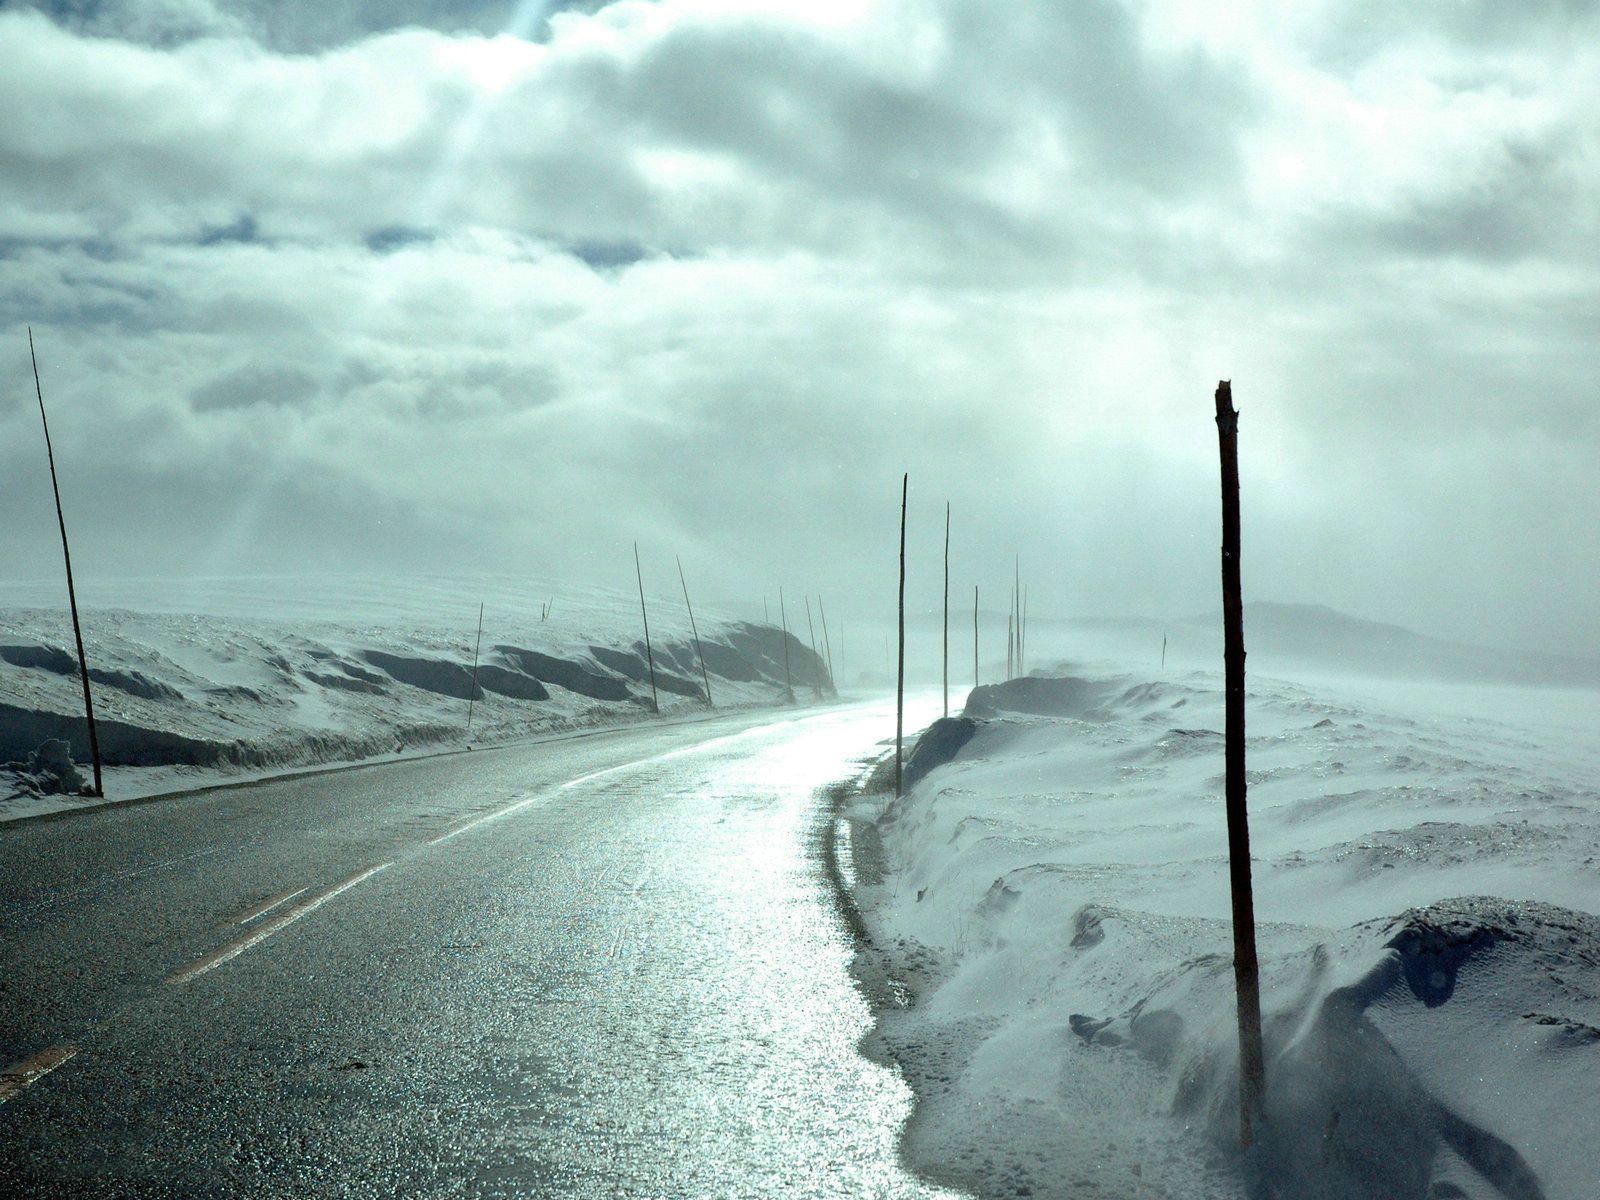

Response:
(0, 702), (962, 1198)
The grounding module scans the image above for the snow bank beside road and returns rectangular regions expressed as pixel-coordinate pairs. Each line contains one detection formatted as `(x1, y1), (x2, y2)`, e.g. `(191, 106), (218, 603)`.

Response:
(0, 576), (831, 819)
(846, 669), (1600, 1199)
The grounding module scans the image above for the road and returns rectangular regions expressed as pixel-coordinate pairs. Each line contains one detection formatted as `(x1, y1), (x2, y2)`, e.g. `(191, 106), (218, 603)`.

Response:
(0, 701), (959, 1198)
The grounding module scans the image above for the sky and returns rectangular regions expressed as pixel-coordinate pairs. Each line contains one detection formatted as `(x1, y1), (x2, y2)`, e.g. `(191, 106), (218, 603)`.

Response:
(0, 0), (1596, 652)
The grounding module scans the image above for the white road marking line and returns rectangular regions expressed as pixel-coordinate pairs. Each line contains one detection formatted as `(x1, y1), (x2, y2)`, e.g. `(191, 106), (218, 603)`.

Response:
(230, 886), (309, 926)
(428, 751), (671, 845)
(166, 863), (391, 985)
(427, 719), (810, 848)
(0, 1045), (77, 1105)
(428, 794), (550, 844)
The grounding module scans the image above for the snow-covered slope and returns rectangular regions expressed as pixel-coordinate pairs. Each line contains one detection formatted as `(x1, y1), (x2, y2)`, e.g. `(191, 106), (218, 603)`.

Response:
(0, 575), (833, 819)
(845, 668), (1600, 1199)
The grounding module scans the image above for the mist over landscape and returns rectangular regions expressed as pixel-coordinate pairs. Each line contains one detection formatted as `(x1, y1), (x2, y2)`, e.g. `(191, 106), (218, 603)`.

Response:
(3, 0), (1598, 654)
(2, 3), (1597, 1199)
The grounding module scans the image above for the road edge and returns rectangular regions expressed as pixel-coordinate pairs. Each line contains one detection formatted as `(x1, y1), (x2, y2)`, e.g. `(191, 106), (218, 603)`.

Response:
(3, 697), (860, 830)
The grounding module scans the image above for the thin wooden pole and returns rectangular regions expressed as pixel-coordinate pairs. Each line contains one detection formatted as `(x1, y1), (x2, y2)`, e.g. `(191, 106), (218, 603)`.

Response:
(1216, 379), (1265, 1146)
(677, 555), (712, 708)
(818, 596), (836, 696)
(973, 585), (979, 688)
(804, 596), (822, 699)
(466, 602), (484, 733)
(1014, 557), (1021, 677)
(634, 542), (659, 714)
(1021, 582), (1028, 677)
(1162, 633), (1168, 671)
(28, 328), (101, 797)
(1007, 611), (1013, 681)
(942, 501), (950, 719)
(779, 587), (793, 700)
(896, 473), (907, 798)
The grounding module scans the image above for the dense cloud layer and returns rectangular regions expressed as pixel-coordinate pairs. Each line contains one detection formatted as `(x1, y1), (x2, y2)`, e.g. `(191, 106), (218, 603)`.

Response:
(1, 1), (1596, 651)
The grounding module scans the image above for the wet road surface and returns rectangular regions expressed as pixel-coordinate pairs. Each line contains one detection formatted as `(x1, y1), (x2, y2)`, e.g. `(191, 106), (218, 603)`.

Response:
(0, 703), (962, 1198)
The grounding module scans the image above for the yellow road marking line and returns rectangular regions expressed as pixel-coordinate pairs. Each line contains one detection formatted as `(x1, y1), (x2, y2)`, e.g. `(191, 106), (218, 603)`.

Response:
(228, 886), (309, 926)
(167, 863), (391, 985)
(0, 1045), (78, 1105)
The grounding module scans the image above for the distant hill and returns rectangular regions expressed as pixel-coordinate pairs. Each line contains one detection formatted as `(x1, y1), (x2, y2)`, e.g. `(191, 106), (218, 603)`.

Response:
(1226, 602), (1600, 687)
(1068, 602), (1600, 689)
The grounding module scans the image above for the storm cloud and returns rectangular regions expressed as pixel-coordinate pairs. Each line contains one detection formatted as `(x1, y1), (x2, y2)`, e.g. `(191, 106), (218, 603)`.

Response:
(1, 0), (1596, 651)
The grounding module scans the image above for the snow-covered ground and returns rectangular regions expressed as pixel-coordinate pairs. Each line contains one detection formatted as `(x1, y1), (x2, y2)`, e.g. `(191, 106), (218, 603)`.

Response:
(0, 575), (832, 820)
(845, 666), (1600, 1200)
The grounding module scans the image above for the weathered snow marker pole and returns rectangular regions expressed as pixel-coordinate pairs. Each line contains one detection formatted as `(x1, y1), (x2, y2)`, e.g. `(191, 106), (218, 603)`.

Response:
(634, 542), (659, 714)
(1014, 557), (1022, 678)
(466, 603), (484, 734)
(818, 596), (837, 696)
(1216, 380), (1265, 1147)
(676, 555), (713, 708)
(804, 596), (823, 699)
(29, 328), (101, 797)
(778, 587), (793, 701)
(973, 585), (979, 688)
(895, 473), (908, 798)
(1021, 582), (1028, 678)
(942, 501), (950, 719)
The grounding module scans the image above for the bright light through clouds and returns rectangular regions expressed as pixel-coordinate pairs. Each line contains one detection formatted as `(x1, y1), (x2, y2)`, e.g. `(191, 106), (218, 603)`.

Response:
(0, 0), (1596, 653)
(441, 33), (543, 92)
(670, 0), (881, 26)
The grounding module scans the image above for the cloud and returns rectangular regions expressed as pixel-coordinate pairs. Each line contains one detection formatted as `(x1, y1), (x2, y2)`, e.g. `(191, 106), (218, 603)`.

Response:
(0, 1), (1597, 655)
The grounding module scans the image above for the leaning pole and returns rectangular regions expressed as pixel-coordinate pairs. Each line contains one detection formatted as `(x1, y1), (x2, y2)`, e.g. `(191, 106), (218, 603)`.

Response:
(29, 328), (102, 797)
(1216, 379), (1265, 1146)
(634, 542), (659, 714)
(895, 473), (907, 799)
(942, 501), (950, 719)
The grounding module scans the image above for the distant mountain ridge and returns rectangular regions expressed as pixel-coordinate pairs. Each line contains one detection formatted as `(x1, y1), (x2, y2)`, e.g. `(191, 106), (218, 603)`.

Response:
(1072, 601), (1600, 689)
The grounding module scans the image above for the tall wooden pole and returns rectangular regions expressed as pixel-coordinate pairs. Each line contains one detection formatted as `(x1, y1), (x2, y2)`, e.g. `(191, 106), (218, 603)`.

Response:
(466, 602), (484, 733)
(779, 587), (793, 700)
(942, 501), (950, 719)
(818, 596), (836, 696)
(1006, 611), (1013, 680)
(1021, 582), (1028, 678)
(1216, 380), (1265, 1146)
(973, 585), (979, 688)
(1162, 633), (1168, 671)
(895, 473), (907, 798)
(634, 542), (659, 714)
(1014, 557), (1022, 678)
(29, 328), (101, 797)
(804, 596), (823, 699)
(677, 555), (713, 708)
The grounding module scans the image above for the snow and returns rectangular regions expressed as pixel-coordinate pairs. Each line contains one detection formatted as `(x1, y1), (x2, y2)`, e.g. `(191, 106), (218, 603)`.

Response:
(847, 666), (1600, 1199)
(0, 574), (831, 820)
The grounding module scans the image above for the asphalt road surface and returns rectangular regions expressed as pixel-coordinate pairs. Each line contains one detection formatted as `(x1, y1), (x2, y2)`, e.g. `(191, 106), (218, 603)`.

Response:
(1, 702), (960, 1198)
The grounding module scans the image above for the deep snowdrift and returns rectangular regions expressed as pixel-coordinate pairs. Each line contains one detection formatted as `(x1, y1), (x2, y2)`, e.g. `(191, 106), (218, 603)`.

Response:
(845, 669), (1600, 1199)
(0, 576), (832, 818)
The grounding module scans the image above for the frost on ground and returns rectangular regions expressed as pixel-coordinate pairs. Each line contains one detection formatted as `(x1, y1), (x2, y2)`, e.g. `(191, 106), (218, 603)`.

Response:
(846, 669), (1600, 1200)
(0, 575), (829, 819)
